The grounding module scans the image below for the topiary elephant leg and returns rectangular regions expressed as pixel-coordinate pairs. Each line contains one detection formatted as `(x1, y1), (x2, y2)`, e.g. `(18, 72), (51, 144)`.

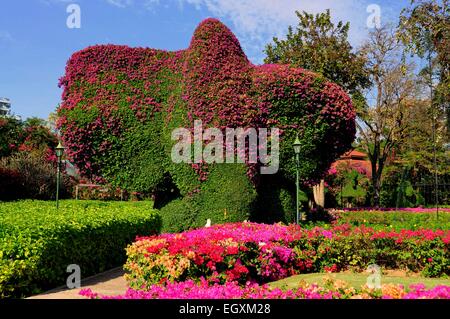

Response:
(160, 163), (257, 232)
(195, 163), (257, 226)
(251, 174), (296, 224)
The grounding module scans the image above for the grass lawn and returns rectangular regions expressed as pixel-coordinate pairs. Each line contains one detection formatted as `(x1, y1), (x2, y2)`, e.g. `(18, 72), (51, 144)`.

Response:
(270, 272), (450, 291)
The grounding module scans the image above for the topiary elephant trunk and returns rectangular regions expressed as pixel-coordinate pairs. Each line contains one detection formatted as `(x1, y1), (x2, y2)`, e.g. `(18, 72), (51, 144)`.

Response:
(57, 18), (355, 231)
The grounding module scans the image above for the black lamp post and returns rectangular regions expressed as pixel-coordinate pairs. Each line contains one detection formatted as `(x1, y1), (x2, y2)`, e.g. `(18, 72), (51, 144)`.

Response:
(55, 142), (65, 209)
(293, 137), (301, 224)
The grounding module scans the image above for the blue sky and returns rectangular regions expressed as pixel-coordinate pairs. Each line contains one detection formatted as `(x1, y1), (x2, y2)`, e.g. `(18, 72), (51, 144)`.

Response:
(0, 0), (409, 120)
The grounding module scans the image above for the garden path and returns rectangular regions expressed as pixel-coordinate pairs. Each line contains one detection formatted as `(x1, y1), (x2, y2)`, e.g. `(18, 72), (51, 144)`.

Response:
(28, 267), (127, 299)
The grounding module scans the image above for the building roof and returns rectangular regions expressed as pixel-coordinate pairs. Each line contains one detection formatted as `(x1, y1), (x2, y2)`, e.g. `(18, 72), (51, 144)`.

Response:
(339, 150), (367, 160)
(330, 149), (372, 177)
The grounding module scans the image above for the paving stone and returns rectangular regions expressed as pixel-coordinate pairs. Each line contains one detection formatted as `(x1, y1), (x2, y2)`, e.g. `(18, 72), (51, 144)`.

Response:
(28, 267), (127, 299)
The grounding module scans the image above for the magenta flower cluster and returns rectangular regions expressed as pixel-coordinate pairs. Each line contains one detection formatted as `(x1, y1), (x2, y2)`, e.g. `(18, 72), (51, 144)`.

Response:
(342, 207), (450, 213)
(79, 279), (337, 299)
(124, 222), (449, 290)
(79, 280), (450, 299)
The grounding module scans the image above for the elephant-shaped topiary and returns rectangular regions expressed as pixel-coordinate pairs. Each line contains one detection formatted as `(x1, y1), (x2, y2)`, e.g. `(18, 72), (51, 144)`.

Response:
(57, 18), (355, 232)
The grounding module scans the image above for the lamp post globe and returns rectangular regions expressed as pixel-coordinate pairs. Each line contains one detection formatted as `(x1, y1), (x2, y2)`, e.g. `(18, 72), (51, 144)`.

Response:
(55, 142), (65, 158)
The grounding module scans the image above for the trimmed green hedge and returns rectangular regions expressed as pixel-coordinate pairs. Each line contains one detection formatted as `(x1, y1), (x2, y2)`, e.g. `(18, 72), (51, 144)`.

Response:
(0, 200), (161, 298)
(335, 211), (450, 231)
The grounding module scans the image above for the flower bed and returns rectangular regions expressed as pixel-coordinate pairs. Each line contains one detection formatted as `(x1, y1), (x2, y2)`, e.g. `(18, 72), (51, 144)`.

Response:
(80, 279), (450, 299)
(342, 207), (450, 213)
(124, 222), (450, 292)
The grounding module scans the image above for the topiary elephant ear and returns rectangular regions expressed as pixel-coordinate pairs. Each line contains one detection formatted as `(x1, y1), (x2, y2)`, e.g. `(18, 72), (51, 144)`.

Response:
(182, 18), (258, 129)
(251, 64), (356, 183)
(57, 18), (355, 231)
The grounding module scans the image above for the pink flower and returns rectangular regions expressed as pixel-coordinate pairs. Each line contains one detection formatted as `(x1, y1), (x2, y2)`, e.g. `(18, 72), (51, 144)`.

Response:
(322, 230), (333, 239)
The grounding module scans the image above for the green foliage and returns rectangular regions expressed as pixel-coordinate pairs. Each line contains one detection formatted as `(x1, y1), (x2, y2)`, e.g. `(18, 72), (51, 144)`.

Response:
(326, 161), (370, 207)
(251, 175), (299, 224)
(0, 151), (74, 201)
(0, 116), (58, 158)
(335, 211), (450, 231)
(0, 117), (22, 158)
(398, 0), (449, 109)
(264, 9), (370, 95)
(198, 164), (257, 224)
(0, 200), (161, 298)
(161, 164), (257, 233)
(300, 234), (449, 277)
(0, 116), (63, 201)
(379, 161), (450, 208)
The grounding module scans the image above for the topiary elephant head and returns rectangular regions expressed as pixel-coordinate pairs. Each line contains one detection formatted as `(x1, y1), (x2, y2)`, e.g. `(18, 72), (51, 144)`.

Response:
(57, 18), (355, 231)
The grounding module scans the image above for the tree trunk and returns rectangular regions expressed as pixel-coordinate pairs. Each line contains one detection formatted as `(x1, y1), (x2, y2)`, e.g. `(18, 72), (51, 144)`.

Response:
(370, 138), (381, 207)
(312, 179), (325, 208)
(372, 171), (381, 207)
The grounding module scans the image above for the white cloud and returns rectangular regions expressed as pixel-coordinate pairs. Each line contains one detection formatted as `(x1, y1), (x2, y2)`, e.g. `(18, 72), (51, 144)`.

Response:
(39, 0), (75, 5)
(0, 31), (13, 43)
(106, 0), (133, 8)
(144, 0), (161, 11)
(145, 0), (377, 63)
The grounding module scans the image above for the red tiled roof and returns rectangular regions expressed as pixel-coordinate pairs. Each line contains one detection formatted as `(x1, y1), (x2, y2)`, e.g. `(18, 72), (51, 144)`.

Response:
(339, 150), (367, 160)
(331, 150), (372, 178)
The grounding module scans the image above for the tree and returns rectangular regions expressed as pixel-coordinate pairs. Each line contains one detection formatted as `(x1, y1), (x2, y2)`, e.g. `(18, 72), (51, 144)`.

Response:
(398, 0), (449, 208)
(390, 97), (450, 205)
(264, 10), (369, 209)
(399, 0), (449, 133)
(357, 26), (418, 206)
(326, 162), (369, 207)
(0, 116), (58, 158)
(398, 98), (449, 175)
(0, 117), (23, 158)
(264, 9), (370, 98)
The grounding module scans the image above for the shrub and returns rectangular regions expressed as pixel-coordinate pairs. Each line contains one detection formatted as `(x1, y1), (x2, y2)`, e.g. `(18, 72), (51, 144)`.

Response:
(0, 116), (58, 160)
(331, 209), (450, 230)
(0, 200), (161, 298)
(74, 184), (129, 201)
(57, 18), (355, 231)
(0, 167), (21, 200)
(0, 152), (74, 200)
(251, 174), (298, 224)
(124, 222), (449, 292)
(0, 117), (23, 158)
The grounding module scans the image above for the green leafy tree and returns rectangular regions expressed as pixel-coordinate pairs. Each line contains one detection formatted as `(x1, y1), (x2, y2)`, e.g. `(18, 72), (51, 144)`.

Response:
(398, 98), (449, 174)
(384, 97), (450, 206)
(21, 117), (58, 153)
(0, 116), (58, 158)
(264, 9), (370, 99)
(398, 0), (449, 207)
(0, 117), (23, 158)
(398, 0), (449, 132)
(327, 162), (369, 207)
